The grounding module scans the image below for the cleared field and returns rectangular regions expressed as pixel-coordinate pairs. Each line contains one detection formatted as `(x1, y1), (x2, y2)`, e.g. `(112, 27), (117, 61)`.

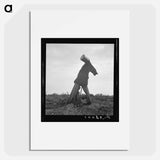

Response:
(45, 94), (113, 116)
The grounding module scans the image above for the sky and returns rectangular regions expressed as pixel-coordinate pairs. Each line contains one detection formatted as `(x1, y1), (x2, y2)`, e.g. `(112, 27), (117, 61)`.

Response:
(46, 43), (114, 95)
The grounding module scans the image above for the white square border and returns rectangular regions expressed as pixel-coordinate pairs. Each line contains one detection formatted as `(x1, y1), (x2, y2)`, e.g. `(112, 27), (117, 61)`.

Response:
(30, 9), (130, 150)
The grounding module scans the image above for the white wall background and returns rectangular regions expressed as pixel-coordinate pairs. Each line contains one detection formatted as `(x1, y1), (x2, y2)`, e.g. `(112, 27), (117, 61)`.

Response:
(1, 1), (159, 160)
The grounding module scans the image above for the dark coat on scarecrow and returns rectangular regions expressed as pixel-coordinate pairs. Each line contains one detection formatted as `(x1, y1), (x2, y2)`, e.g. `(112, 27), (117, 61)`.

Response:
(74, 61), (95, 87)
(68, 55), (98, 105)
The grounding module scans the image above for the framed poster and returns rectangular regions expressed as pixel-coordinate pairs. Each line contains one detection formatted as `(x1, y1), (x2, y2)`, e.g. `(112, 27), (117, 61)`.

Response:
(30, 10), (129, 150)
(41, 38), (119, 122)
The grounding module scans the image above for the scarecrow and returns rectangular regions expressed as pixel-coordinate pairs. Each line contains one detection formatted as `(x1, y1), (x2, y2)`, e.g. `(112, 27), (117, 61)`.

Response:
(68, 55), (98, 105)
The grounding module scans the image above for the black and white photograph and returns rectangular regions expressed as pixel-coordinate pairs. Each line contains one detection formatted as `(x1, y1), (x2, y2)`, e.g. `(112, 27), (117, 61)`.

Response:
(41, 38), (119, 122)
(31, 10), (129, 149)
